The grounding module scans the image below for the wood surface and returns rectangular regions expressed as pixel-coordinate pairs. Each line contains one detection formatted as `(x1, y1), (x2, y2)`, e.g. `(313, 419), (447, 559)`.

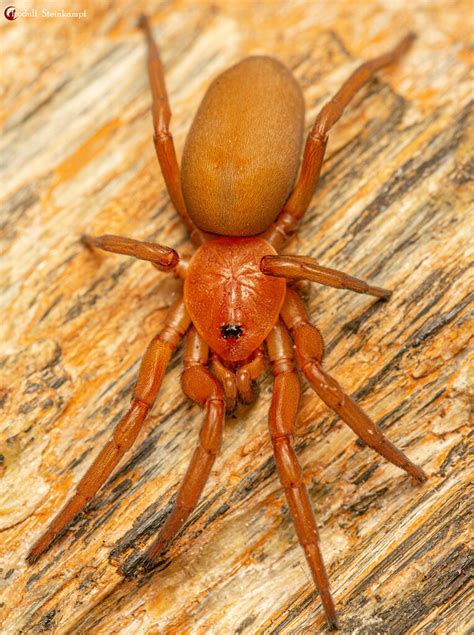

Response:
(0, 1), (472, 633)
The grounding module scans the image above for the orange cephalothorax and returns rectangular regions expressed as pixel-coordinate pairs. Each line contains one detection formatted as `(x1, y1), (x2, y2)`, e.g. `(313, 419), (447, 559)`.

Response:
(183, 237), (286, 361)
(181, 56), (305, 237)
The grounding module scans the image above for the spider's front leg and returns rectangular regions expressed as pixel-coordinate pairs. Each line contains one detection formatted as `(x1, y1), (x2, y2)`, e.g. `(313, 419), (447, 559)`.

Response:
(266, 320), (338, 630)
(27, 298), (190, 565)
(282, 288), (427, 483)
(137, 327), (225, 570)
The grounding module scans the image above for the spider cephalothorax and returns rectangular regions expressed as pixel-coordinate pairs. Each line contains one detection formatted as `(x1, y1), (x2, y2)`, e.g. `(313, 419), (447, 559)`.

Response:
(27, 16), (426, 631)
(220, 324), (243, 340)
(184, 236), (285, 362)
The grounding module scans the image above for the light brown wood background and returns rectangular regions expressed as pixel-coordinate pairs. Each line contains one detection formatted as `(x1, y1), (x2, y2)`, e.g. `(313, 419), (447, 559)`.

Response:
(1, 1), (472, 633)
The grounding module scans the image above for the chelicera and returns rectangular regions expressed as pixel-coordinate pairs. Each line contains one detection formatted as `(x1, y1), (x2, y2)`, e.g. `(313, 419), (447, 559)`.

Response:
(28, 16), (427, 629)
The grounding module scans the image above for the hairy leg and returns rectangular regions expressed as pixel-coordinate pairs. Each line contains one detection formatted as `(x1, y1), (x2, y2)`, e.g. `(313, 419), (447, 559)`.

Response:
(27, 298), (190, 564)
(140, 327), (225, 567)
(282, 288), (426, 483)
(266, 320), (338, 630)
(263, 34), (415, 249)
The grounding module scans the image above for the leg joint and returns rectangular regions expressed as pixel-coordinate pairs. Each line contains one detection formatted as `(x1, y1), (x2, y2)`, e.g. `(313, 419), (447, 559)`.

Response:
(272, 435), (304, 488)
(133, 396), (152, 409)
(293, 323), (324, 363)
(154, 130), (172, 143)
(199, 398), (225, 453)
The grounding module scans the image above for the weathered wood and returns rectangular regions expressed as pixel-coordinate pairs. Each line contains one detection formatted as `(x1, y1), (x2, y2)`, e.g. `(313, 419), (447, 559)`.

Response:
(0, 1), (471, 633)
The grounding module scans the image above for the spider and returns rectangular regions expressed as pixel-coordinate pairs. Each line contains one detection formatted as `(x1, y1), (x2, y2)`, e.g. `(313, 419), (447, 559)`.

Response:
(27, 16), (427, 630)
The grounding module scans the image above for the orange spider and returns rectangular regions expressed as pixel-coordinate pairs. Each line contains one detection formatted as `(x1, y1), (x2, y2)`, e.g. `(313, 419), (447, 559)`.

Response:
(27, 16), (426, 629)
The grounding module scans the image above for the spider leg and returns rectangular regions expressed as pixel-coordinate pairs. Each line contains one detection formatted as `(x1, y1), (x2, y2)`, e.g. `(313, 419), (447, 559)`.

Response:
(139, 15), (203, 246)
(27, 298), (190, 565)
(141, 327), (225, 566)
(282, 288), (427, 483)
(266, 320), (338, 630)
(263, 33), (415, 249)
(82, 234), (180, 272)
(261, 255), (391, 299)
(236, 344), (266, 404)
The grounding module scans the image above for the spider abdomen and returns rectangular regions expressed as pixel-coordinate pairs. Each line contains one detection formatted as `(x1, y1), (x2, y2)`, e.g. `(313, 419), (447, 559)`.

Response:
(184, 237), (286, 362)
(181, 56), (305, 237)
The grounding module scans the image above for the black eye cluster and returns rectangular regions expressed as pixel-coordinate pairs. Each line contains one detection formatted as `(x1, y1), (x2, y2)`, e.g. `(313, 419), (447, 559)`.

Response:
(220, 324), (243, 340)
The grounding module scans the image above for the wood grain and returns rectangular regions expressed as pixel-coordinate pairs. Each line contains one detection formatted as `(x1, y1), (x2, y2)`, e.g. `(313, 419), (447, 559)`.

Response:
(0, 1), (472, 633)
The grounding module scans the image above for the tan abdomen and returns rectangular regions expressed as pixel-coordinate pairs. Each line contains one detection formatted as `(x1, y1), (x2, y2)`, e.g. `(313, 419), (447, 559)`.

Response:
(184, 237), (286, 362)
(181, 56), (305, 237)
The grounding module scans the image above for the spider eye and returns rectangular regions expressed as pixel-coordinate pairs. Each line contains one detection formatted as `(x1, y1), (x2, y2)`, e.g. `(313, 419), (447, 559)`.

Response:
(220, 324), (243, 340)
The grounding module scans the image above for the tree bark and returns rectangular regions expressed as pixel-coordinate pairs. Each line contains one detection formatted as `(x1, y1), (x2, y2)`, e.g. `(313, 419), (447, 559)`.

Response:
(0, 1), (471, 633)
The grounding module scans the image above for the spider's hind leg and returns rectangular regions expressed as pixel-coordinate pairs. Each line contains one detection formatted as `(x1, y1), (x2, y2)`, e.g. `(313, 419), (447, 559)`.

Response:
(139, 15), (202, 245)
(263, 33), (415, 250)
(282, 288), (427, 483)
